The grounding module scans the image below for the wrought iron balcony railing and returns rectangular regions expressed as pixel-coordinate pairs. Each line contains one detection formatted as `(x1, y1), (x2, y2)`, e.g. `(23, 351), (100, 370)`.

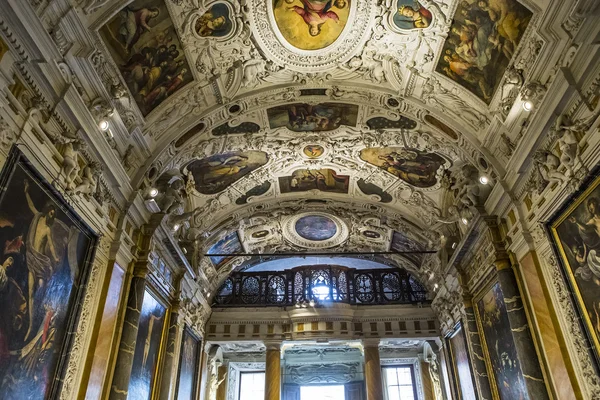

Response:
(212, 265), (429, 307)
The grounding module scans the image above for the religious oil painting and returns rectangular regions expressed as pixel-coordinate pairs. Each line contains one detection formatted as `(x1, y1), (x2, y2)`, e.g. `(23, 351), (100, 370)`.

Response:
(208, 231), (243, 268)
(295, 215), (337, 241)
(435, 0), (532, 103)
(176, 327), (201, 400)
(303, 145), (325, 158)
(272, 0), (350, 50)
(447, 322), (477, 400)
(128, 288), (168, 400)
(99, 0), (193, 116)
(0, 148), (97, 399)
(360, 147), (446, 188)
(187, 151), (269, 195)
(390, 231), (425, 266)
(194, 4), (233, 38)
(550, 172), (600, 366)
(393, 0), (433, 30)
(476, 283), (528, 400)
(279, 168), (350, 194)
(85, 263), (126, 400)
(267, 103), (358, 132)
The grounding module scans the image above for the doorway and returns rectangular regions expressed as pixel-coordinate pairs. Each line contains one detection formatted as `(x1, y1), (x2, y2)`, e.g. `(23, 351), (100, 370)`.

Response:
(300, 385), (346, 400)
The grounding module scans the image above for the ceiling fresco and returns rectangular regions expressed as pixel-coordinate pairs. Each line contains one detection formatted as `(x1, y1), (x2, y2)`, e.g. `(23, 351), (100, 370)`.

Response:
(267, 103), (359, 132)
(278, 168), (350, 194)
(359, 148), (448, 188)
(273, 0), (350, 50)
(393, 0), (434, 30)
(435, 0), (532, 103)
(186, 151), (269, 194)
(99, 0), (192, 116)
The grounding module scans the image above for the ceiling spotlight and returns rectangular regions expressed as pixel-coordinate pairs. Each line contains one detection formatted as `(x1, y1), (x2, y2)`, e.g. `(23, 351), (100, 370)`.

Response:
(461, 218), (469, 225)
(206, 292), (211, 297)
(479, 175), (489, 185)
(149, 188), (159, 198)
(434, 283), (439, 290)
(173, 224), (181, 232)
(99, 119), (109, 131)
(522, 100), (533, 111)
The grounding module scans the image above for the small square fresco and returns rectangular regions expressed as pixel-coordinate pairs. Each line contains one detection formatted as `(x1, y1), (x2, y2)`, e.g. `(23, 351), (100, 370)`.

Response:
(207, 231), (243, 268)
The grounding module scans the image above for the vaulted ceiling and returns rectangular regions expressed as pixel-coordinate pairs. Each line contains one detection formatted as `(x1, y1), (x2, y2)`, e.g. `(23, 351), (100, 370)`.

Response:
(86, 0), (568, 287)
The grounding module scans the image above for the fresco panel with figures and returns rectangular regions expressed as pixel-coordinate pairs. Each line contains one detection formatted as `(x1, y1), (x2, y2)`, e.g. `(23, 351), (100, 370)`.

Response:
(435, 0), (532, 103)
(100, 0), (193, 116)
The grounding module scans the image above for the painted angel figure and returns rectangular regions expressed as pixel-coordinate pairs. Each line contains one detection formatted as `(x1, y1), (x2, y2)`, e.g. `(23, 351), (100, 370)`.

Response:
(398, 4), (432, 28)
(288, 0), (347, 37)
(119, 6), (160, 53)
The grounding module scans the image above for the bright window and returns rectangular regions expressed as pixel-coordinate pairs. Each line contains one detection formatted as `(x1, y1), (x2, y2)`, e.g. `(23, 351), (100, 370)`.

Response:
(300, 385), (345, 400)
(239, 372), (265, 400)
(384, 366), (417, 400)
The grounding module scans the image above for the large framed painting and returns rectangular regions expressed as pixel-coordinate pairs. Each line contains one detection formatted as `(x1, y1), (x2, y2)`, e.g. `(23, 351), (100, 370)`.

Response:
(128, 287), (169, 400)
(99, 0), (193, 116)
(176, 326), (201, 400)
(446, 322), (477, 400)
(434, 0), (532, 103)
(267, 103), (358, 132)
(548, 170), (600, 368)
(475, 282), (528, 399)
(85, 262), (126, 399)
(0, 147), (97, 398)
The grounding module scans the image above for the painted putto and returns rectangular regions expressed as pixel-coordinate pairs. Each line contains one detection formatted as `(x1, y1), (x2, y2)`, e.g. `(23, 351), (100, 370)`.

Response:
(435, 0), (532, 102)
(100, 0), (192, 116)
(273, 0), (350, 50)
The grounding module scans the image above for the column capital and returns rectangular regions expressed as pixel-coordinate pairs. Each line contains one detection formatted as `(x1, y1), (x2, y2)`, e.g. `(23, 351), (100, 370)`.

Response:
(362, 338), (381, 348)
(263, 340), (283, 351)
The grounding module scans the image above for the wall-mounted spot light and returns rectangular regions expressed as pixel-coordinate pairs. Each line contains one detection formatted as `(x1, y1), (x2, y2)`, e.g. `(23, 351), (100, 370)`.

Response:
(148, 188), (159, 198)
(99, 119), (110, 131)
(182, 247), (187, 254)
(461, 218), (469, 225)
(434, 283), (439, 290)
(522, 100), (533, 112)
(173, 224), (181, 232)
(479, 175), (489, 185)
(451, 242), (457, 249)
(206, 292), (211, 297)
(309, 299), (315, 307)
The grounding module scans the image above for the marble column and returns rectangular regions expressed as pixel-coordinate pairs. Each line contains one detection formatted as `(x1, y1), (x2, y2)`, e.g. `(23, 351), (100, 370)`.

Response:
(159, 273), (183, 400)
(216, 365), (228, 400)
(264, 341), (282, 400)
(495, 259), (550, 399)
(109, 215), (165, 400)
(459, 272), (493, 400)
(108, 261), (149, 400)
(420, 359), (435, 400)
(363, 339), (383, 400)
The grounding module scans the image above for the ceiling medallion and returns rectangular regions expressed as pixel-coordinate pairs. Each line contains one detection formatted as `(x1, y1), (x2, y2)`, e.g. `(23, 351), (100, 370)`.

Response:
(283, 212), (349, 249)
(247, 0), (376, 71)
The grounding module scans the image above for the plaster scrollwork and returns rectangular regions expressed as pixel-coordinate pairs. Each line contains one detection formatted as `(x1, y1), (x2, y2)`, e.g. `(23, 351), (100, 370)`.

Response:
(0, 115), (16, 152)
(421, 76), (489, 130)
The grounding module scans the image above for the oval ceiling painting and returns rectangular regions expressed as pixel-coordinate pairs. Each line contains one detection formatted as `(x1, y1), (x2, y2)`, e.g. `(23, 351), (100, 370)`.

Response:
(272, 0), (350, 50)
(187, 150), (268, 194)
(295, 215), (338, 241)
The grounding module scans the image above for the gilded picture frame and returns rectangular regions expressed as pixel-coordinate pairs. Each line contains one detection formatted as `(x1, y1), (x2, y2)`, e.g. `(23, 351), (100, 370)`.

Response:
(548, 168), (600, 369)
(0, 146), (98, 398)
